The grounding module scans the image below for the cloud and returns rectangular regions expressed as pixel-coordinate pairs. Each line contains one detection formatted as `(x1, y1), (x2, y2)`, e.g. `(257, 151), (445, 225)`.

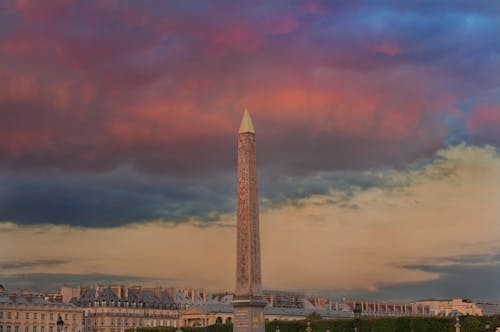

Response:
(334, 255), (500, 301)
(0, 167), (235, 227)
(0, 259), (70, 270)
(468, 103), (500, 145)
(0, 273), (157, 292)
(1, 1), (500, 301)
(0, 1), (499, 175)
(1, 145), (499, 300)
(0, 144), (498, 228)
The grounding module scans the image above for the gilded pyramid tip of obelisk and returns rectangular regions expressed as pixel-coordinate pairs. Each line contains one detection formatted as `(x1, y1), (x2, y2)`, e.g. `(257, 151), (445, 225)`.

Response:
(239, 109), (255, 134)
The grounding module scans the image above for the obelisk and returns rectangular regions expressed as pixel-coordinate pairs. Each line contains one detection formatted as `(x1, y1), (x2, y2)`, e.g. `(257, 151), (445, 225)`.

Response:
(232, 110), (266, 332)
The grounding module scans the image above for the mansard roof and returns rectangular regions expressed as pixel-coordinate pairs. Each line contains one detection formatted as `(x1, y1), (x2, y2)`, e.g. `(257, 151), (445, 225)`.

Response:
(74, 286), (175, 308)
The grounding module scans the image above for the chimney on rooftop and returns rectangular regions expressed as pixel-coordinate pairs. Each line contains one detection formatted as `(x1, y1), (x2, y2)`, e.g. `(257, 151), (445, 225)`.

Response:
(23, 290), (32, 302)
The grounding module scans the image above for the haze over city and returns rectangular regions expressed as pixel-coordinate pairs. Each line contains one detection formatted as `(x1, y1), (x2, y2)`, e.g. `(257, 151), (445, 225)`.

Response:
(1, 1), (500, 303)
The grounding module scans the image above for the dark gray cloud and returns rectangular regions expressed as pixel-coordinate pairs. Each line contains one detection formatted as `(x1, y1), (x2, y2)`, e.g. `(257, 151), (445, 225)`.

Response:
(0, 144), (487, 227)
(0, 259), (70, 270)
(319, 253), (500, 302)
(0, 162), (402, 227)
(0, 168), (236, 227)
(0, 273), (162, 292)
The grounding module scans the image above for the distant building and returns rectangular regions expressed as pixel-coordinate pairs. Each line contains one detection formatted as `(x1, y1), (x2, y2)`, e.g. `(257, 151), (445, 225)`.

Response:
(180, 304), (233, 327)
(477, 302), (500, 316)
(0, 289), (83, 332)
(343, 300), (431, 317)
(44, 294), (62, 304)
(61, 288), (81, 304)
(179, 303), (352, 327)
(179, 289), (206, 304)
(263, 291), (303, 308)
(72, 286), (179, 332)
(414, 299), (482, 316)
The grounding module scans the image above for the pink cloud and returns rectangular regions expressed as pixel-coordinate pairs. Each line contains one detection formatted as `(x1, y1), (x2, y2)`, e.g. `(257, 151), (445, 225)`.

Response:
(12, 0), (75, 20)
(207, 24), (262, 55)
(2, 39), (33, 55)
(370, 42), (401, 56)
(264, 17), (299, 35)
(467, 103), (500, 135)
(0, 1), (470, 173)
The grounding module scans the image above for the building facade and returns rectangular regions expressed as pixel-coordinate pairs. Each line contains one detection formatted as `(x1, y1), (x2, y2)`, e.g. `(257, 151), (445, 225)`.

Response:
(415, 298), (484, 316)
(344, 300), (431, 317)
(73, 286), (179, 332)
(81, 305), (179, 332)
(0, 290), (83, 332)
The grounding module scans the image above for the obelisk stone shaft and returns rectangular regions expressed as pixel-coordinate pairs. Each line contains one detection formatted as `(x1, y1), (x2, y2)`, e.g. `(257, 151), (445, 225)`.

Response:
(236, 131), (262, 298)
(233, 110), (265, 332)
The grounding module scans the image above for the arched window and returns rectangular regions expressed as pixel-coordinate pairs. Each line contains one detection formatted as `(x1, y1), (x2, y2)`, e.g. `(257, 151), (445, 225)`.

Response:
(225, 317), (232, 325)
(215, 317), (222, 324)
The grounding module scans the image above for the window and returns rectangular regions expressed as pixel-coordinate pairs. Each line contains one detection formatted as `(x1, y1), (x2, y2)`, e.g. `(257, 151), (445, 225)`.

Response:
(32, 326), (36, 332)
(7, 326), (11, 332)
(0, 325), (3, 332)
(7, 312), (11, 319)
(50, 314), (53, 321)
(72, 315), (75, 321)
(34, 313), (37, 320)
(25, 327), (28, 332)
(26, 313), (29, 320)
(49, 327), (53, 332)
(41, 327), (44, 332)
(15, 313), (19, 320)
(0, 312), (3, 318)
(64, 315), (67, 321)
(14, 327), (19, 332)
(41, 314), (45, 321)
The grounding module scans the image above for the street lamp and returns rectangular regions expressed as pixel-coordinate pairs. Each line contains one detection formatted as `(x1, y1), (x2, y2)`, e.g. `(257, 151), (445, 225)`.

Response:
(484, 321), (490, 332)
(353, 304), (362, 332)
(326, 326), (331, 332)
(305, 322), (312, 332)
(275, 325), (280, 332)
(454, 316), (461, 332)
(56, 315), (64, 332)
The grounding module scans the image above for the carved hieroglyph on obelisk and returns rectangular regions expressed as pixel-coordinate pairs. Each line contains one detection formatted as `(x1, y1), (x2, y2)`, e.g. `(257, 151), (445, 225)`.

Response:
(232, 110), (266, 332)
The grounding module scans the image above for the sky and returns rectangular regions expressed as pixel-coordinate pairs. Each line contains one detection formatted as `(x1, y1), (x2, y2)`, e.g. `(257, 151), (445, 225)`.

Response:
(1, 0), (500, 302)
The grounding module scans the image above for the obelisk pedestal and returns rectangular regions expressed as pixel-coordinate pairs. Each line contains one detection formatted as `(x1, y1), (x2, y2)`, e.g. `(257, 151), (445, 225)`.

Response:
(232, 110), (266, 332)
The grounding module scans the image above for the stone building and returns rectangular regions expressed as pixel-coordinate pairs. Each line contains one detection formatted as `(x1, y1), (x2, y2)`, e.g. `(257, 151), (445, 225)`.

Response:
(263, 292), (303, 309)
(180, 304), (233, 327)
(415, 298), (487, 316)
(0, 289), (83, 332)
(72, 286), (179, 332)
(344, 300), (431, 317)
(477, 302), (500, 316)
(178, 303), (352, 327)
